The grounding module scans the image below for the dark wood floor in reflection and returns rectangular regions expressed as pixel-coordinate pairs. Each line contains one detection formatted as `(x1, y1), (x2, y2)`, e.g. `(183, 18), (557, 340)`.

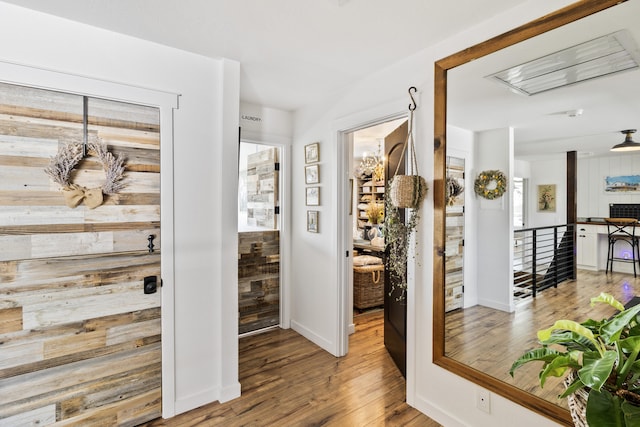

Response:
(445, 269), (640, 409)
(142, 310), (440, 427)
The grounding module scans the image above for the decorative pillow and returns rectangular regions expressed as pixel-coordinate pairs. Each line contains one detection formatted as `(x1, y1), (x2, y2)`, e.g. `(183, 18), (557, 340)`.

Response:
(353, 255), (383, 266)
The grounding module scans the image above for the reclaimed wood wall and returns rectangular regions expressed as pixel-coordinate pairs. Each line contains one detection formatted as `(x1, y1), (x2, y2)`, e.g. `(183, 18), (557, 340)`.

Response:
(245, 147), (278, 229)
(445, 156), (465, 312)
(238, 231), (280, 334)
(0, 82), (162, 425)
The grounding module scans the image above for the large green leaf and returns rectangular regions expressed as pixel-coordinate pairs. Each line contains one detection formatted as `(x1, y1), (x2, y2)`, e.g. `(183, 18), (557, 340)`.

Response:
(509, 347), (563, 377)
(591, 293), (625, 312)
(586, 389), (625, 427)
(580, 351), (617, 391)
(601, 304), (640, 344)
(622, 401), (640, 425)
(540, 355), (575, 388)
(538, 320), (601, 352)
(620, 336), (640, 354)
(543, 330), (596, 352)
(560, 375), (585, 398)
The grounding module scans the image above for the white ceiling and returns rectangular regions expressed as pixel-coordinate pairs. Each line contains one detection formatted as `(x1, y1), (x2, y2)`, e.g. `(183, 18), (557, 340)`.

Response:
(448, 1), (640, 159)
(3, 1), (637, 159)
(0, 0), (528, 111)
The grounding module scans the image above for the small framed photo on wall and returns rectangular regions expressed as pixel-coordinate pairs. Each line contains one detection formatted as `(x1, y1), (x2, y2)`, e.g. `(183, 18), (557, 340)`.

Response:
(306, 186), (320, 206)
(307, 210), (319, 233)
(305, 142), (320, 164)
(305, 164), (319, 184)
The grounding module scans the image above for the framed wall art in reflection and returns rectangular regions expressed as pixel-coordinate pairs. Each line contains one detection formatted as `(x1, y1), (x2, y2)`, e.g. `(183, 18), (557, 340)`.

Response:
(307, 210), (319, 233)
(305, 164), (319, 184)
(306, 187), (320, 206)
(305, 142), (319, 164)
(537, 184), (556, 212)
(604, 174), (640, 193)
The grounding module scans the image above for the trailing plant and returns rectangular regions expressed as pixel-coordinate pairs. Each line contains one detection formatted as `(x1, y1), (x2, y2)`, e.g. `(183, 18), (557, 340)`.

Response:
(510, 293), (640, 426)
(383, 182), (423, 300)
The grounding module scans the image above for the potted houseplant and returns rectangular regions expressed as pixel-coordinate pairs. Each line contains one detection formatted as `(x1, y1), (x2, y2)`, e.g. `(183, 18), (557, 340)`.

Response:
(364, 201), (384, 240)
(510, 292), (640, 426)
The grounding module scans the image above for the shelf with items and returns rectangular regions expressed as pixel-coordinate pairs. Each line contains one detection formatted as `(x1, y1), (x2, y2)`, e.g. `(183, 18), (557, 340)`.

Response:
(355, 176), (385, 238)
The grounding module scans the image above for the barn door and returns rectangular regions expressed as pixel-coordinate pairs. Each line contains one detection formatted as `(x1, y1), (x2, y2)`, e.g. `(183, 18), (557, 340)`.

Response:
(445, 156), (465, 312)
(0, 82), (162, 425)
(238, 144), (281, 335)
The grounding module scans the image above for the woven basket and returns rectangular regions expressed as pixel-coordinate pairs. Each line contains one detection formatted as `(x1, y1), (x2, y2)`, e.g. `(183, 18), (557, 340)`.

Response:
(390, 175), (427, 209)
(564, 371), (589, 427)
(353, 264), (384, 309)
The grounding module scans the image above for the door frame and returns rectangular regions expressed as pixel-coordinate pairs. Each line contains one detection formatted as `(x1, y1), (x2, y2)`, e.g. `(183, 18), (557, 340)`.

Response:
(333, 101), (408, 357)
(0, 60), (180, 416)
(237, 137), (291, 330)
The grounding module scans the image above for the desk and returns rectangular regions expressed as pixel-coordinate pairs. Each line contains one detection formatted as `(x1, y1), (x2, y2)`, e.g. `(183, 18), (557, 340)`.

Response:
(577, 222), (637, 274)
(353, 240), (384, 257)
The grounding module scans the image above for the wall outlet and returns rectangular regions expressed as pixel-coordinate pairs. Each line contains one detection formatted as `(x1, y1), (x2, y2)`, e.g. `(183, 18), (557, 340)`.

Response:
(476, 388), (491, 413)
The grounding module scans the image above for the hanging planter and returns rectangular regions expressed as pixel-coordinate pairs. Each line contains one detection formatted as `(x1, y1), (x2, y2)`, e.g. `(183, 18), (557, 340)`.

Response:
(385, 86), (428, 300)
(389, 87), (428, 210)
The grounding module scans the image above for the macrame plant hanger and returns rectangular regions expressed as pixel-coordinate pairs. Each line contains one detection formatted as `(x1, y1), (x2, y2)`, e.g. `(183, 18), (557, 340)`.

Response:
(389, 86), (427, 209)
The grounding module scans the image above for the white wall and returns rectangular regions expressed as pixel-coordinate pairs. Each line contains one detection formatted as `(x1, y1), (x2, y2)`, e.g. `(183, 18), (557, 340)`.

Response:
(291, 0), (574, 426)
(578, 153), (640, 219)
(0, 1), (240, 417)
(475, 128), (514, 312)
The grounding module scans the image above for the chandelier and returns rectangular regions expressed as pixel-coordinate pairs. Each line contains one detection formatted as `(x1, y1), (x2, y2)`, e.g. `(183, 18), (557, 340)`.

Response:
(358, 140), (385, 181)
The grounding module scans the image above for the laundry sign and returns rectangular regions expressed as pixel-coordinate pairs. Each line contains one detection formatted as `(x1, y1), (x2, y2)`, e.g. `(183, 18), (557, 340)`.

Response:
(241, 114), (262, 122)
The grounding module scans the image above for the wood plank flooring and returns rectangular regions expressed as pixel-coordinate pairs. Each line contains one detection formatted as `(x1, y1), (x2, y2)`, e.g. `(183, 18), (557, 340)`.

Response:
(142, 310), (440, 427)
(445, 269), (640, 410)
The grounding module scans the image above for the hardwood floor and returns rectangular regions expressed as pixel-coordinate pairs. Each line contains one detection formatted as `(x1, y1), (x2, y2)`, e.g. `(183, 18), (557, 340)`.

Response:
(142, 310), (440, 427)
(445, 269), (640, 409)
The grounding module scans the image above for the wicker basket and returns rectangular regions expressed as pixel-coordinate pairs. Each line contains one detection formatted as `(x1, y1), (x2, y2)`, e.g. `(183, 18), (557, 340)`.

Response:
(389, 175), (427, 209)
(353, 264), (384, 309)
(564, 371), (589, 427)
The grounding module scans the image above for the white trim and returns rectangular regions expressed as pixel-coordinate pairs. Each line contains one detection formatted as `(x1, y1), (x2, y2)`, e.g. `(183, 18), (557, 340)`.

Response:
(290, 319), (334, 353)
(0, 60), (180, 419)
(333, 99), (408, 359)
(238, 137), (291, 331)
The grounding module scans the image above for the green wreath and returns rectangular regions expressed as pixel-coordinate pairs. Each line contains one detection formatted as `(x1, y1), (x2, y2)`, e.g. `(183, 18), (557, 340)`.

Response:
(474, 170), (507, 200)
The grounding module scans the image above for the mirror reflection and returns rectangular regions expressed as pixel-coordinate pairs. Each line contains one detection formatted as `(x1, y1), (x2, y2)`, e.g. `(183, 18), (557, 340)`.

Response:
(443, 0), (640, 412)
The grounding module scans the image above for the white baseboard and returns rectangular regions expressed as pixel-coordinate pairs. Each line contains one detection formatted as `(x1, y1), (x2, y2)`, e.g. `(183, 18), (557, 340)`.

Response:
(412, 393), (466, 427)
(219, 381), (241, 403)
(173, 387), (221, 416)
(291, 319), (335, 355)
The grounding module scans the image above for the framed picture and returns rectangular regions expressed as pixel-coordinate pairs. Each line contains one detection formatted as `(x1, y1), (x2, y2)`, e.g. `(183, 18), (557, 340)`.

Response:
(305, 164), (319, 184)
(604, 174), (640, 193)
(307, 210), (319, 233)
(306, 186), (320, 206)
(537, 184), (556, 212)
(305, 142), (320, 164)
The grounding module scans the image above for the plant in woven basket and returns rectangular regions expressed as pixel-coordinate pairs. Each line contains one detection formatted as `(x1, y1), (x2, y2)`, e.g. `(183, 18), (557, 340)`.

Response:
(510, 293), (640, 426)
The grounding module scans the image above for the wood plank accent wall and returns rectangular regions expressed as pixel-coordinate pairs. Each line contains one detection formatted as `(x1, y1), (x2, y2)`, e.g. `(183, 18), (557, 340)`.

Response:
(0, 82), (162, 426)
(238, 231), (280, 334)
(445, 156), (465, 312)
(245, 148), (278, 229)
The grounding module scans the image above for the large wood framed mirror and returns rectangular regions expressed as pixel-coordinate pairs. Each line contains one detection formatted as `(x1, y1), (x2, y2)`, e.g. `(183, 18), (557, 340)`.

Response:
(433, 0), (637, 424)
